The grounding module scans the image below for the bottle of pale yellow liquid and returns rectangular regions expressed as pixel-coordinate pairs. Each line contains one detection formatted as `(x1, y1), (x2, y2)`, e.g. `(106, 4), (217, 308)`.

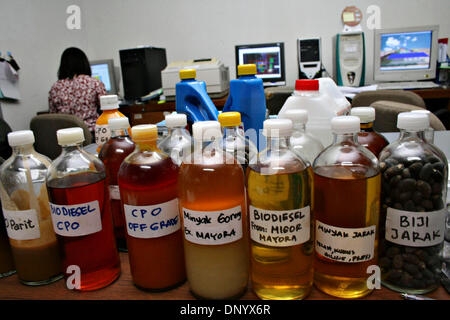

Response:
(247, 118), (313, 300)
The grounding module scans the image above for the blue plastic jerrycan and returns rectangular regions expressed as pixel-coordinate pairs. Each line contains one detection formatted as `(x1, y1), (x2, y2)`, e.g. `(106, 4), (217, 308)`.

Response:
(175, 69), (219, 123)
(223, 64), (266, 150)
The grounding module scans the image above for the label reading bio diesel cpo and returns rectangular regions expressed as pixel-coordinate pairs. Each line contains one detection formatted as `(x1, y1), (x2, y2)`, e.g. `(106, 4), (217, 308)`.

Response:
(182, 205), (243, 245)
(249, 205), (310, 247)
(3, 208), (41, 240)
(385, 207), (446, 247)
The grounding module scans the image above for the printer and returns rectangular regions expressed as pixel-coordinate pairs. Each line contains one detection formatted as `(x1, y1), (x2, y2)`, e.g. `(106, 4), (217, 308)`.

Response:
(161, 58), (229, 97)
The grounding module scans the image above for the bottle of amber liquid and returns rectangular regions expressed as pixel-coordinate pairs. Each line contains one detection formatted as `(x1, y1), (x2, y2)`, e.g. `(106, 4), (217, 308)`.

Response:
(313, 116), (381, 299)
(99, 117), (135, 251)
(247, 118), (313, 300)
(178, 121), (249, 299)
(350, 107), (389, 158)
(0, 131), (62, 285)
(118, 124), (186, 291)
(47, 128), (121, 291)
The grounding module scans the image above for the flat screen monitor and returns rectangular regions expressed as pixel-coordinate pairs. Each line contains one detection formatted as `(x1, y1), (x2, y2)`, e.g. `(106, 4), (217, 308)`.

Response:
(373, 25), (439, 82)
(235, 42), (285, 86)
(90, 59), (118, 94)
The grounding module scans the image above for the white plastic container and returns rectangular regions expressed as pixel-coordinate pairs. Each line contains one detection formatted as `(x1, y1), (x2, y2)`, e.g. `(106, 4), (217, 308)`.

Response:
(278, 79), (350, 147)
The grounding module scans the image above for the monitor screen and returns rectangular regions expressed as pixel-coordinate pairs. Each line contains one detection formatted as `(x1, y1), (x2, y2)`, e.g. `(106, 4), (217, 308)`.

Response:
(90, 59), (117, 94)
(235, 42), (285, 85)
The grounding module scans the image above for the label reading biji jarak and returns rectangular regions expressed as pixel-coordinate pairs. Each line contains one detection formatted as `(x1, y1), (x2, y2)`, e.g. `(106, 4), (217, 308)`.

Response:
(183, 205), (243, 245)
(385, 207), (446, 247)
(109, 185), (121, 200)
(95, 124), (110, 146)
(124, 198), (180, 239)
(249, 205), (310, 247)
(50, 201), (102, 237)
(315, 220), (376, 263)
(2, 208), (41, 240)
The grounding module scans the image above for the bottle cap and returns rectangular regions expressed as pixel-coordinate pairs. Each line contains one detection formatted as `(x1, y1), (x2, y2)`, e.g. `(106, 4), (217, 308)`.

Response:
(165, 113), (187, 128)
(237, 64), (257, 76)
(295, 79), (319, 91)
(263, 118), (293, 137)
(411, 109), (431, 117)
(179, 69), (196, 80)
(7, 130), (35, 147)
(108, 117), (130, 130)
(56, 127), (85, 145)
(278, 109), (308, 124)
(350, 107), (376, 123)
(192, 121), (222, 141)
(131, 124), (158, 141)
(218, 112), (241, 127)
(331, 116), (360, 134)
(100, 95), (119, 110)
(397, 112), (429, 131)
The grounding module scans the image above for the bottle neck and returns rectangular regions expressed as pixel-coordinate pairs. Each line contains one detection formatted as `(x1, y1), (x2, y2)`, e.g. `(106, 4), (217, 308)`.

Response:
(360, 122), (374, 132)
(398, 128), (426, 141)
(134, 138), (158, 152)
(168, 126), (187, 136)
(333, 132), (358, 144)
(61, 142), (84, 154)
(292, 123), (306, 133)
(223, 126), (240, 137)
(266, 136), (290, 151)
(12, 144), (35, 156)
(111, 128), (129, 138)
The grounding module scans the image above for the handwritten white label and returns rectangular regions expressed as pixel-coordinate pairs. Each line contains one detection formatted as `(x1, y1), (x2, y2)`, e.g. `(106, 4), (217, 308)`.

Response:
(385, 207), (446, 247)
(3, 208), (41, 240)
(124, 198), (180, 239)
(50, 201), (102, 237)
(249, 205), (310, 247)
(109, 185), (121, 200)
(182, 205), (243, 245)
(315, 220), (376, 263)
(95, 124), (110, 147)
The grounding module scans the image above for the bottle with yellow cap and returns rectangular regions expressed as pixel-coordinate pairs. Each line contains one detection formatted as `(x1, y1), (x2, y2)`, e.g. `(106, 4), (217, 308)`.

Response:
(218, 111), (258, 173)
(46, 127), (121, 291)
(117, 124), (186, 291)
(223, 64), (267, 151)
(175, 69), (219, 123)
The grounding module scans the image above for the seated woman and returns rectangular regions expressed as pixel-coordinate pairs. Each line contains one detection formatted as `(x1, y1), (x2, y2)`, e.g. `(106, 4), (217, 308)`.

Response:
(48, 47), (106, 139)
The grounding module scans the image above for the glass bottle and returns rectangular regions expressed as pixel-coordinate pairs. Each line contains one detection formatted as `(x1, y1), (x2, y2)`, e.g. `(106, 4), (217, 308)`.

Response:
(247, 118), (314, 300)
(278, 109), (324, 165)
(411, 109), (435, 144)
(95, 95), (127, 152)
(378, 112), (448, 294)
(46, 127), (121, 291)
(313, 116), (381, 299)
(98, 117), (135, 252)
(350, 107), (389, 158)
(0, 130), (62, 285)
(118, 124), (186, 291)
(157, 112), (192, 166)
(218, 111), (258, 173)
(178, 121), (249, 299)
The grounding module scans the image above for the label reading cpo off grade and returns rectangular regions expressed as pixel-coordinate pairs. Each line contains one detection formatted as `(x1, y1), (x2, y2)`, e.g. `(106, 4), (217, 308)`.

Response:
(315, 220), (376, 263)
(3, 208), (41, 240)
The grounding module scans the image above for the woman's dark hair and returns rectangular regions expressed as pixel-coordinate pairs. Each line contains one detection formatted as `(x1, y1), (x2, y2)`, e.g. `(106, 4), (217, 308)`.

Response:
(57, 47), (91, 80)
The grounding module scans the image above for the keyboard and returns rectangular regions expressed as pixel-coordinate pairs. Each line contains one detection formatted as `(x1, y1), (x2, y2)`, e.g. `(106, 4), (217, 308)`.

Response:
(377, 81), (441, 90)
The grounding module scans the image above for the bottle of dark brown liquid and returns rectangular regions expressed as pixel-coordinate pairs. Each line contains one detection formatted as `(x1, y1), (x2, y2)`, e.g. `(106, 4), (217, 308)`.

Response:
(351, 107), (389, 158)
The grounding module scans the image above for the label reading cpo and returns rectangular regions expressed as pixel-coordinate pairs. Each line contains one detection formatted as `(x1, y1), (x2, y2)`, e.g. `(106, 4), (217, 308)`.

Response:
(385, 207), (446, 247)
(3, 208), (41, 240)
(249, 205), (310, 247)
(315, 220), (376, 263)
(50, 201), (102, 237)
(124, 198), (180, 239)
(95, 124), (110, 146)
(182, 205), (243, 245)
(109, 185), (121, 200)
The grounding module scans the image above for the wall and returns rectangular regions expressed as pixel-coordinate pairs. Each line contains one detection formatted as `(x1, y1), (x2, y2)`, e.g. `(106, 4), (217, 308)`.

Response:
(1, 0), (449, 130)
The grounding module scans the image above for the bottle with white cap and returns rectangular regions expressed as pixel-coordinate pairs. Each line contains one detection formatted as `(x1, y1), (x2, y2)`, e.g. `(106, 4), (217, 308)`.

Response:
(178, 120), (249, 299)
(246, 118), (313, 300)
(98, 117), (135, 252)
(278, 109), (324, 165)
(411, 109), (435, 143)
(0, 130), (62, 285)
(157, 112), (192, 166)
(378, 112), (448, 294)
(350, 106), (389, 158)
(95, 94), (126, 152)
(313, 116), (381, 299)
(46, 127), (121, 291)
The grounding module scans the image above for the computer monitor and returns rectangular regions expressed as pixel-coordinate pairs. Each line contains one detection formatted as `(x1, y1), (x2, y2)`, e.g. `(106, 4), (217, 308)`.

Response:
(90, 59), (118, 94)
(235, 42), (285, 86)
(373, 25), (439, 82)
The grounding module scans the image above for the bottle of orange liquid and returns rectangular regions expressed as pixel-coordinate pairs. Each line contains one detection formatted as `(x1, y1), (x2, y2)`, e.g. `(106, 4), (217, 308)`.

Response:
(178, 121), (249, 300)
(95, 95), (126, 152)
(118, 124), (186, 291)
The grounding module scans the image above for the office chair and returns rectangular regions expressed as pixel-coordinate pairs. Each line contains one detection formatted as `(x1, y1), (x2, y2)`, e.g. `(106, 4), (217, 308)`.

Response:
(264, 86), (294, 115)
(29, 113), (93, 160)
(352, 89), (426, 109)
(368, 100), (446, 132)
(0, 118), (12, 160)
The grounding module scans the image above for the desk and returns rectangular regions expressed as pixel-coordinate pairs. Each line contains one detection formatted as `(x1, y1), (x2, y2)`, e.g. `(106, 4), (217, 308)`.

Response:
(410, 87), (450, 111)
